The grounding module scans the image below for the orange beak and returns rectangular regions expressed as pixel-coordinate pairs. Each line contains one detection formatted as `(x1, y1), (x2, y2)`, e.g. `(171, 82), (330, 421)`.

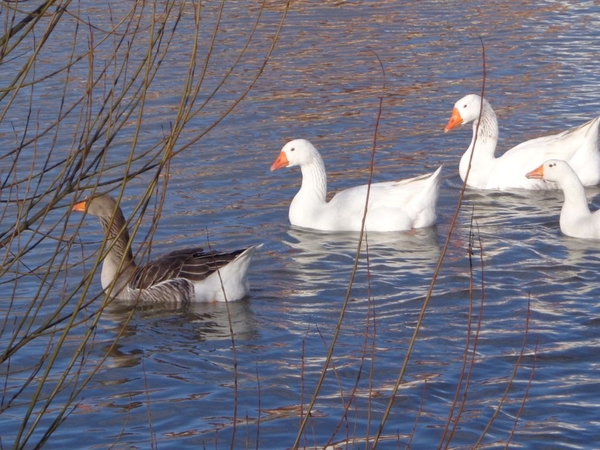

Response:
(72, 199), (88, 212)
(270, 152), (289, 171)
(525, 165), (544, 180)
(444, 107), (463, 132)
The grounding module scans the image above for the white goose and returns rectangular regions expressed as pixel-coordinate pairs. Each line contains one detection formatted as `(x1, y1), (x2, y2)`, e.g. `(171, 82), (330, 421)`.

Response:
(526, 160), (600, 239)
(270, 139), (442, 232)
(444, 94), (600, 190)
(73, 194), (259, 303)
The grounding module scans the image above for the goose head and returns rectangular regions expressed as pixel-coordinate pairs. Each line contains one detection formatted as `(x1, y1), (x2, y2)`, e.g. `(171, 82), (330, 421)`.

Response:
(270, 139), (319, 171)
(73, 194), (120, 218)
(526, 159), (575, 183)
(444, 94), (484, 132)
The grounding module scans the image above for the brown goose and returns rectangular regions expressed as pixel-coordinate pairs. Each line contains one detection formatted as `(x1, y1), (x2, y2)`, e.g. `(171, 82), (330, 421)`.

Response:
(73, 194), (260, 303)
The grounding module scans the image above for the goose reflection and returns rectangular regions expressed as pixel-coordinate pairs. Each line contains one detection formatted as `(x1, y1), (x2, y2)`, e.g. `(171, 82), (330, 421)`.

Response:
(280, 227), (441, 300)
(449, 185), (600, 303)
(99, 300), (258, 369)
(458, 184), (600, 248)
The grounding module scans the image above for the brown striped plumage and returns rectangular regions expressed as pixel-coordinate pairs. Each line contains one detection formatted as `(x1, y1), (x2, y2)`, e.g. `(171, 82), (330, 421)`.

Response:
(73, 194), (259, 303)
(130, 247), (247, 289)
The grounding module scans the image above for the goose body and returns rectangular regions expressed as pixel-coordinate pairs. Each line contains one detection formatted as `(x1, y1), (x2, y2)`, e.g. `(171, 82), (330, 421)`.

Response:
(526, 159), (600, 239)
(73, 194), (259, 303)
(270, 139), (442, 232)
(445, 94), (600, 190)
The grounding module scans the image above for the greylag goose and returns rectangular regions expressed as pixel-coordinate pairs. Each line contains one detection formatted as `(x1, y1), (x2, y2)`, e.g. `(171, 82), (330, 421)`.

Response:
(73, 194), (259, 303)
(444, 94), (600, 190)
(526, 160), (600, 239)
(270, 139), (442, 232)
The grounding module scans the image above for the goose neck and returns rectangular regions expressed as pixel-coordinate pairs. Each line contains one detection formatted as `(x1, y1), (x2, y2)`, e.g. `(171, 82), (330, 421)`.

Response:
(469, 101), (499, 157)
(299, 158), (328, 203)
(559, 176), (590, 216)
(98, 210), (136, 290)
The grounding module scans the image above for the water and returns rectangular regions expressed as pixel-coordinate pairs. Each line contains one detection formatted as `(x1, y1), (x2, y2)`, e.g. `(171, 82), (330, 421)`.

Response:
(2, 0), (600, 448)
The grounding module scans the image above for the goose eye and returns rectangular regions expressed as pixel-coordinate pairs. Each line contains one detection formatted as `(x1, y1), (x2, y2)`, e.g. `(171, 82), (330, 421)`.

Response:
(463, 104), (467, 108)
(290, 148), (295, 152)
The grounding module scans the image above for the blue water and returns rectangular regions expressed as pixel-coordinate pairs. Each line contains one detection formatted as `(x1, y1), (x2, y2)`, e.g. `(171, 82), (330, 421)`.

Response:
(2, 0), (600, 448)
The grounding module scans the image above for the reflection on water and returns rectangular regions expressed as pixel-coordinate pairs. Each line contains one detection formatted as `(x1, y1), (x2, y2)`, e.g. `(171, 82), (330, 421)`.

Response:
(106, 298), (258, 343)
(284, 226), (440, 256)
(282, 226), (441, 295)
(96, 300), (258, 374)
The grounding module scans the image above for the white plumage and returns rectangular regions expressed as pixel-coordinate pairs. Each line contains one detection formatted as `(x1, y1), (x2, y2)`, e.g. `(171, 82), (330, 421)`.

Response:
(270, 139), (442, 232)
(526, 159), (600, 239)
(445, 94), (600, 190)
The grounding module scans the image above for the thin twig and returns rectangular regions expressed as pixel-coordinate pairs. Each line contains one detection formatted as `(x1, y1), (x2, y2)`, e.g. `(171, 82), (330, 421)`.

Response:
(371, 36), (488, 447)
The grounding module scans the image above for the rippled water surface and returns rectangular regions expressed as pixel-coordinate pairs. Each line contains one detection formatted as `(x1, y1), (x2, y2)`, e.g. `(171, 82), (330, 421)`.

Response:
(3, 0), (600, 448)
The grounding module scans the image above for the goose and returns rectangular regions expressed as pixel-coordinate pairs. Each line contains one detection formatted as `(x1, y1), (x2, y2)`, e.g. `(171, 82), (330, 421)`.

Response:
(270, 139), (442, 232)
(444, 94), (600, 190)
(526, 159), (600, 239)
(73, 194), (260, 303)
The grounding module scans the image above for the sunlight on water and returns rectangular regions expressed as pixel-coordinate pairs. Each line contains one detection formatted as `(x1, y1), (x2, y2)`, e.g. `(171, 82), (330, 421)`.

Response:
(2, 0), (600, 448)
